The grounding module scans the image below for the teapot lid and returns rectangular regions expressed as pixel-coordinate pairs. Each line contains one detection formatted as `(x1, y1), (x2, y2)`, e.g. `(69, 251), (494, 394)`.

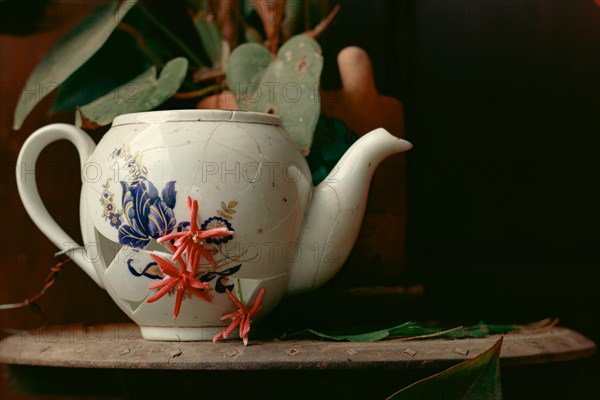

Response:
(112, 110), (281, 127)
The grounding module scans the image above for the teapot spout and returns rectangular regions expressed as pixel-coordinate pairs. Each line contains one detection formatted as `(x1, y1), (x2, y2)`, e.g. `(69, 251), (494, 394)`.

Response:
(286, 128), (412, 294)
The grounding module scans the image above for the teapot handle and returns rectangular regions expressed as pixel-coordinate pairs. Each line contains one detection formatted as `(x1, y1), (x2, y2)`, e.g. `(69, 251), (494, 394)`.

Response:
(16, 124), (104, 287)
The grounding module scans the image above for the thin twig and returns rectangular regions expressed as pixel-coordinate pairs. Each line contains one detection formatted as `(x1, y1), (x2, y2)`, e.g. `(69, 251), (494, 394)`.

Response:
(173, 82), (227, 99)
(304, 3), (341, 39)
(388, 326), (465, 342)
(117, 22), (164, 67)
(0, 258), (72, 311)
(193, 68), (226, 84)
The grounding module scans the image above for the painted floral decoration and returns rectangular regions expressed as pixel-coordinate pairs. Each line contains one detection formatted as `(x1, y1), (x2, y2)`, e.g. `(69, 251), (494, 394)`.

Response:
(199, 264), (241, 293)
(213, 287), (266, 346)
(100, 179), (122, 228)
(118, 177), (177, 249)
(99, 147), (259, 339)
(127, 259), (162, 280)
(200, 217), (234, 244)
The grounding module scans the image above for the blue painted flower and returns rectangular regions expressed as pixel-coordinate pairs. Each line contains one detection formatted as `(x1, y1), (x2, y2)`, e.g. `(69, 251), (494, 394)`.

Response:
(109, 212), (122, 228)
(200, 217), (234, 244)
(118, 177), (177, 248)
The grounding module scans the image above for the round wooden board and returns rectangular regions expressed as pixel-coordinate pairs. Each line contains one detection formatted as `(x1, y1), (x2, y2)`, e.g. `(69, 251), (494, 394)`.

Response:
(0, 324), (595, 370)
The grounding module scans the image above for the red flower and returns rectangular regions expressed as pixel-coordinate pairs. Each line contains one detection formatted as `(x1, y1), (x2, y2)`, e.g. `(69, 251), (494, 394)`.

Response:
(157, 196), (234, 269)
(213, 288), (266, 346)
(146, 246), (211, 318)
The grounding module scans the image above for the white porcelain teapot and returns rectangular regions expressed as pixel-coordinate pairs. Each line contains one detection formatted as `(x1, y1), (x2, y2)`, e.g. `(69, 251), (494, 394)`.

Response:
(16, 110), (412, 341)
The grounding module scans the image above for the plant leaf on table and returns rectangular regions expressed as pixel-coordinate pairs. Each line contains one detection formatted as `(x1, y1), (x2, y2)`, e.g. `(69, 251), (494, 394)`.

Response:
(75, 57), (188, 129)
(13, 0), (137, 130)
(227, 35), (323, 152)
(387, 338), (504, 400)
(282, 321), (522, 342)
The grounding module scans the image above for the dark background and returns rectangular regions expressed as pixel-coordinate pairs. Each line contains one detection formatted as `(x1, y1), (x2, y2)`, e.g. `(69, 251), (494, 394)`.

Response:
(1, 0), (599, 399)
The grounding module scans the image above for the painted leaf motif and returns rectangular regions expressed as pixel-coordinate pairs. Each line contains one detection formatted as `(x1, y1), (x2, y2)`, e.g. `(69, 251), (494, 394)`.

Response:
(118, 177), (178, 248)
(118, 224), (151, 249)
(199, 272), (216, 282)
(147, 198), (176, 238)
(75, 57), (188, 128)
(217, 264), (242, 277)
(161, 181), (177, 209)
(198, 265), (241, 283)
(387, 338), (503, 400)
(13, 1), (137, 130)
(227, 35), (323, 151)
(216, 277), (234, 293)
(122, 179), (158, 236)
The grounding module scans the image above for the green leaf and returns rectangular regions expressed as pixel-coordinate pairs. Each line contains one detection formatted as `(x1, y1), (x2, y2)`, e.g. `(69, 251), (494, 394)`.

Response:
(387, 338), (504, 400)
(13, 0), (137, 130)
(283, 322), (420, 342)
(306, 115), (358, 185)
(282, 0), (303, 38)
(226, 42), (273, 90)
(75, 57), (188, 129)
(52, 4), (167, 114)
(226, 35), (323, 151)
(192, 12), (223, 66)
(244, 26), (263, 44)
(51, 29), (154, 113)
(282, 321), (521, 342)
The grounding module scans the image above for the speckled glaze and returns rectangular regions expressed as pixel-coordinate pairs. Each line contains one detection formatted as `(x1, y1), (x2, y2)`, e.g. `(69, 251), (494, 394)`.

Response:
(16, 110), (411, 340)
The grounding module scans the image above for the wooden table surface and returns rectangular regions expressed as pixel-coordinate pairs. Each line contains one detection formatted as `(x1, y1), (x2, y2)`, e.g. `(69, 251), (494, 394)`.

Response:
(0, 323), (596, 399)
(0, 323), (595, 371)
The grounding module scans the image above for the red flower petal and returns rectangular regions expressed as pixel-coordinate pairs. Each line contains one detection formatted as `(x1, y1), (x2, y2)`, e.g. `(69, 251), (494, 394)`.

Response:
(200, 247), (216, 268)
(248, 288), (266, 317)
(173, 281), (186, 317)
(196, 227), (233, 240)
(148, 276), (175, 289)
(150, 254), (180, 277)
(192, 248), (201, 274)
(190, 199), (199, 232)
(212, 331), (224, 343)
(186, 196), (193, 213)
(172, 238), (190, 261)
(156, 231), (186, 243)
(223, 317), (242, 339)
(225, 289), (246, 312)
(147, 279), (178, 303)
(241, 314), (252, 339)
(188, 287), (212, 302)
(189, 279), (211, 290)
(220, 310), (242, 321)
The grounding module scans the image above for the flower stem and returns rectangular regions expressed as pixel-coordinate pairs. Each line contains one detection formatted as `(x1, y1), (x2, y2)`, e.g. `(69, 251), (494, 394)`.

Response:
(237, 279), (244, 304)
(138, 2), (205, 68)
